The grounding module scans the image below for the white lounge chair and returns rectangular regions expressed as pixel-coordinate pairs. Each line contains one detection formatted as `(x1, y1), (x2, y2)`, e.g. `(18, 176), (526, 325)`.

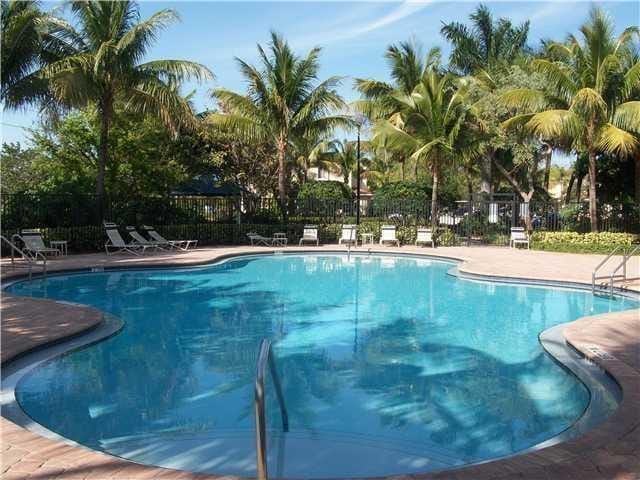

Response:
(126, 226), (163, 251)
(338, 225), (357, 245)
(247, 232), (272, 246)
(19, 229), (62, 257)
(510, 227), (530, 249)
(299, 225), (319, 246)
(416, 227), (435, 248)
(142, 225), (197, 251)
(104, 222), (150, 255)
(380, 225), (400, 246)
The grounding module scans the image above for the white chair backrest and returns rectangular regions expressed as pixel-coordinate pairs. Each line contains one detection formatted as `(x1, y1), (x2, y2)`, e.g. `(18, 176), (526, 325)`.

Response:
(105, 226), (126, 247)
(303, 225), (318, 239)
(126, 227), (149, 244)
(143, 226), (165, 243)
(381, 225), (397, 241)
(20, 230), (46, 250)
(341, 225), (356, 241)
(511, 227), (527, 240)
(417, 228), (432, 241)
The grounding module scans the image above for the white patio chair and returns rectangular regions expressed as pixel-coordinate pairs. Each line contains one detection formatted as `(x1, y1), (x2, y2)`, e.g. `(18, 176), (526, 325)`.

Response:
(19, 229), (61, 257)
(510, 227), (530, 249)
(142, 225), (197, 251)
(104, 222), (148, 255)
(380, 225), (400, 246)
(299, 225), (319, 246)
(338, 225), (357, 245)
(416, 227), (435, 248)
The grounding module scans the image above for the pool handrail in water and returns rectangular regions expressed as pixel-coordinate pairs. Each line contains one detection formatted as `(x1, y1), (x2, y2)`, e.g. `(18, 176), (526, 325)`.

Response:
(255, 338), (289, 480)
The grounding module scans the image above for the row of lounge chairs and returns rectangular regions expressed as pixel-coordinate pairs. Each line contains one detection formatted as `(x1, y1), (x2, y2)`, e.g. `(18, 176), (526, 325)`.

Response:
(104, 223), (197, 255)
(248, 225), (436, 248)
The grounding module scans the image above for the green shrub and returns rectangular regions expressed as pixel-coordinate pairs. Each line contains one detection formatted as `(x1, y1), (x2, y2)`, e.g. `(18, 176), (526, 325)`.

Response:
(297, 181), (353, 202)
(531, 231), (638, 254)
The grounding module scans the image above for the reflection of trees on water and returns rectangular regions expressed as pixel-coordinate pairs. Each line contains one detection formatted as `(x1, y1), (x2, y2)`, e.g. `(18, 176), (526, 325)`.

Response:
(13, 255), (622, 463)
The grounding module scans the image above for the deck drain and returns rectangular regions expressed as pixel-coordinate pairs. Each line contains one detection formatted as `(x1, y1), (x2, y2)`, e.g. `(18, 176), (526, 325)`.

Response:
(90, 266), (105, 272)
(585, 345), (616, 360)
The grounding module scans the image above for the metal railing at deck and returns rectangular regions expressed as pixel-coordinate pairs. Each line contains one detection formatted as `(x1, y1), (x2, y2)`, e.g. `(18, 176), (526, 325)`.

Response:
(592, 245), (640, 297)
(254, 339), (289, 480)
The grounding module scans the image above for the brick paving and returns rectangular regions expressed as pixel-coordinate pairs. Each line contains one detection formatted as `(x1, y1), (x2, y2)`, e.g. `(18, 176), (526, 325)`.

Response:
(1, 245), (639, 479)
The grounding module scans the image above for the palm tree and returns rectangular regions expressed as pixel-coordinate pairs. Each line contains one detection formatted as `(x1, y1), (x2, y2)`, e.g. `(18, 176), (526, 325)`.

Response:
(354, 42), (441, 121)
(440, 4), (530, 76)
(42, 1), (213, 215)
(318, 139), (368, 186)
(209, 32), (349, 217)
(0, 0), (69, 109)
(441, 4), (530, 195)
(501, 8), (639, 231)
(372, 68), (472, 225)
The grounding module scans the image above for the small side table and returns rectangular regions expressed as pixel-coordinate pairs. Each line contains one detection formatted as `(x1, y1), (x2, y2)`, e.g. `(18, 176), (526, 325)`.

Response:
(272, 233), (288, 247)
(360, 233), (374, 247)
(50, 240), (68, 256)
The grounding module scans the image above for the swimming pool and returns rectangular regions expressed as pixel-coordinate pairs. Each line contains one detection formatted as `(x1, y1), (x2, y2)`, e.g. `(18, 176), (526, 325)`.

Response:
(6, 254), (637, 478)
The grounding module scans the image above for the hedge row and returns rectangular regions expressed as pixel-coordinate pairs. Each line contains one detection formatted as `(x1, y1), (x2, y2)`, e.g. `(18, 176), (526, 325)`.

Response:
(531, 232), (639, 254)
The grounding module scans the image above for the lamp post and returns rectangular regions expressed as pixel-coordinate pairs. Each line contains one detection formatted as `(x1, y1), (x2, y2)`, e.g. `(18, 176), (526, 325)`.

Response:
(356, 122), (361, 225)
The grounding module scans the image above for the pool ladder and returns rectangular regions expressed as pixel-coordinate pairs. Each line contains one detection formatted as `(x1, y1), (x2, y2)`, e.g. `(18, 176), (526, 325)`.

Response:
(254, 339), (289, 480)
(592, 245), (639, 297)
(1, 235), (47, 280)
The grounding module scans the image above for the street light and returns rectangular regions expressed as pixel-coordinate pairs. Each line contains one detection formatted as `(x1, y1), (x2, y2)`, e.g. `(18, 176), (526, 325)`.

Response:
(354, 113), (367, 225)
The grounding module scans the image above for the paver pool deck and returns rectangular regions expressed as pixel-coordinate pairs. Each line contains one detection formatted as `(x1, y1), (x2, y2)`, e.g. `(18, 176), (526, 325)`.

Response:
(1, 245), (639, 480)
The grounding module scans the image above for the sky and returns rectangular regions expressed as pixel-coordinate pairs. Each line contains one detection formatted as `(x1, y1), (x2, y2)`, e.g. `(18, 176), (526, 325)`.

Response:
(2, 0), (639, 166)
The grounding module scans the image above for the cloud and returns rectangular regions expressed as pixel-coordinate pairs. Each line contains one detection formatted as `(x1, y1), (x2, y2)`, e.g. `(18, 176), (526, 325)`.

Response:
(293, 1), (433, 47)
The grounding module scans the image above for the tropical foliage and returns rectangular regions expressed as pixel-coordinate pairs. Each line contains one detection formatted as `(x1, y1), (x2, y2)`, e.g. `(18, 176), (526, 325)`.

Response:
(2, 1), (639, 234)
(209, 32), (349, 217)
(501, 8), (639, 231)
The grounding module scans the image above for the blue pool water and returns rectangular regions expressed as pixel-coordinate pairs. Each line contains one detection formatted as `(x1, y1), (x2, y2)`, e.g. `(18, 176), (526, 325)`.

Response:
(7, 254), (637, 477)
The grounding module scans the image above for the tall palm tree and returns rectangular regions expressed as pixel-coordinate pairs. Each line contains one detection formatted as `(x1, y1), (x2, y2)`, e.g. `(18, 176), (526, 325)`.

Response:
(318, 139), (368, 186)
(354, 42), (441, 121)
(0, 0), (70, 109)
(441, 4), (530, 195)
(42, 1), (213, 214)
(209, 32), (349, 216)
(372, 68), (472, 225)
(501, 8), (639, 231)
(440, 4), (530, 76)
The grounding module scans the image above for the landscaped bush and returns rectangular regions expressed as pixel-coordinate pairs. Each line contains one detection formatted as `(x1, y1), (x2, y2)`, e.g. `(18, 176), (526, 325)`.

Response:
(531, 231), (638, 254)
(297, 180), (353, 201)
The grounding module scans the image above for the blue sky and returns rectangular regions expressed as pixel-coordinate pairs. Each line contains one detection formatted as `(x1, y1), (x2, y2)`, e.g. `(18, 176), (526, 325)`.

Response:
(2, 0), (639, 165)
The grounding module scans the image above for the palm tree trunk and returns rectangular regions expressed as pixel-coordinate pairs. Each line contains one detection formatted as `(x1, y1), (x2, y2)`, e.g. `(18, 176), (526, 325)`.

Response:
(565, 171), (575, 203)
(479, 149), (493, 198)
(96, 94), (113, 222)
(575, 174), (584, 202)
(430, 162), (439, 226)
(635, 153), (640, 205)
(543, 147), (552, 191)
(587, 149), (598, 232)
(277, 136), (287, 221)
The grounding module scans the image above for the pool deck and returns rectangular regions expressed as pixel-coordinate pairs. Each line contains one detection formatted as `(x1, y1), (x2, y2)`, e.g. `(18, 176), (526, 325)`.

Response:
(1, 245), (639, 480)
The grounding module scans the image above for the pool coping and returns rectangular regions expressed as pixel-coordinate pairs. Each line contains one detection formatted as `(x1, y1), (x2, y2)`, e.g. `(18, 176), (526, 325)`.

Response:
(1, 247), (639, 480)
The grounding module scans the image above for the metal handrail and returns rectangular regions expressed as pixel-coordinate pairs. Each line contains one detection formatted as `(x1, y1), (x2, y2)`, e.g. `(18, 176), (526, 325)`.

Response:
(592, 245), (623, 293)
(607, 245), (640, 297)
(1, 235), (47, 280)
(255, 339), (289, 480)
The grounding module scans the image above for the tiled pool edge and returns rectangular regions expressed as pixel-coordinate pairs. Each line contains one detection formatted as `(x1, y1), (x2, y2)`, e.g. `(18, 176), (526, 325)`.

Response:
(1, 247), (639, 480)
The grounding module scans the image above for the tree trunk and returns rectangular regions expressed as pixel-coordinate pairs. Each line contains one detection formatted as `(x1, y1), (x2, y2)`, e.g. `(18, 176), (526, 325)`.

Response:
(400, 159), (405, 181)
(430, 162), (439, 227)
(565, 171), (575, 203)
(635, 153), (640, 205)
(543, 143), (552, 191)
(277, 136), (288, 222)
(96, 94), (113, 223)
(414, 158), (419, 180)
(479, 149), (493, 199)
(575, 174), (583, 202)
(587, 150), (598, 232)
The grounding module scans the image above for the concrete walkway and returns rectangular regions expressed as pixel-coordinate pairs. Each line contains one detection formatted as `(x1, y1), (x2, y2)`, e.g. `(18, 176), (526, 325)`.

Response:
(1, 245), (639, 479)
